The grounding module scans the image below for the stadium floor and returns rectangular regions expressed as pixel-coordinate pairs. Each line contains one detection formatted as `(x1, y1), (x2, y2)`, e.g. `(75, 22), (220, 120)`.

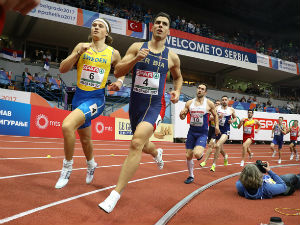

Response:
(0, 135), (299, 225)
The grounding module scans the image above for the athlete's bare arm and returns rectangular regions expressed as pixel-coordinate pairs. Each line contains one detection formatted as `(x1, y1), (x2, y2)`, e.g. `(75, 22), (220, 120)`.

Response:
(208, 100), (220, 135)
(59, 43), (91, 73)
(271, 125), (275, 138)
(114, 42), (147, 78)
(179, 100), (192, 120)
(229, 108), (237, 124)
(255, 120), (261, 133)
(108, 50), (124, 91)
(237, 118), (245, 129)
(169, 50), (183, 104)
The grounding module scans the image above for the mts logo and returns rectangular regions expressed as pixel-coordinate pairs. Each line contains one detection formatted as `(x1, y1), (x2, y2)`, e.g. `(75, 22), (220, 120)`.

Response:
(254, 118), (287, 130)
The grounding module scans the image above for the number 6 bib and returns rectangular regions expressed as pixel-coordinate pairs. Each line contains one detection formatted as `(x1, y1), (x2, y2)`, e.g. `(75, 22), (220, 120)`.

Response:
(80, 64), (105, 88)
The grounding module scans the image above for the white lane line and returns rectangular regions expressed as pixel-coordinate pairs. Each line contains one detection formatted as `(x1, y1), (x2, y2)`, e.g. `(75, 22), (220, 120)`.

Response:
(0, 160), (186, 180)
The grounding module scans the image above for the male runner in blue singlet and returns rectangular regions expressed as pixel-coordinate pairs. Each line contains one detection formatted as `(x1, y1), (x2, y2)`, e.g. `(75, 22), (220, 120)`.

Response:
(180, 84), (219, 184)
(99, 12), (183, 213)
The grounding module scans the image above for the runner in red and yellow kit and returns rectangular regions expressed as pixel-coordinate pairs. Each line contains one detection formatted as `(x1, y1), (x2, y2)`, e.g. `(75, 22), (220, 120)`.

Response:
(286, 120), (299, 161)
(237, 109), (261, 167)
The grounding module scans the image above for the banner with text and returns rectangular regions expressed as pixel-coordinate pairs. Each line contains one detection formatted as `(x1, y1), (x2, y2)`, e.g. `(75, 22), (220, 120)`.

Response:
(115, 118), (173, 142)
(28, 0), (77, 25)
(149, 25), (257, 71)
(257, 53), (300, 75)
(0, 99), (31, 136)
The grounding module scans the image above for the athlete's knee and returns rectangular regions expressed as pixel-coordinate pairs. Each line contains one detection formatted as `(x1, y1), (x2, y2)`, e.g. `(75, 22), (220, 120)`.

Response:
(242, 143), (248, 148)
(62, 121), (74, 134)
(186, 151), (193, 160)
(130, 137), (144, 151)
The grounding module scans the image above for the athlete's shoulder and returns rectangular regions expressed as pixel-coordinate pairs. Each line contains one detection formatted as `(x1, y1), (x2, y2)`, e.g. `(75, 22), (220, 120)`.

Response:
(132, 42), (145, 49)
(168, 49), (180, 61)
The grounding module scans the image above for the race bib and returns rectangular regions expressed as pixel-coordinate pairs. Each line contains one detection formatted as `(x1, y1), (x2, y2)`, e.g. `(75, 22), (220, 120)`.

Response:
(291, 131), (297, 137)
(244, 126), (252, 134)
(274, 127), (281, 136)
(219, 117), (226, 126)
(190, 114), (204, 127)
(80, 64), (105, 88)
(133, 69), (160, 95)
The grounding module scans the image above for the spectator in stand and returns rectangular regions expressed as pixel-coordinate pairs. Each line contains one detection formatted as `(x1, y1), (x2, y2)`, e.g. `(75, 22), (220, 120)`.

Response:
(31, 49), (43, 63)
(231, 96), (235, 101)
(247, 96), (252, 103)
(252, 96), (257, 104)
(43, 49), (52, 62)
(44, 73), (52, 90)
(240, 96), (246, 102)
(267, 99), (272, 107)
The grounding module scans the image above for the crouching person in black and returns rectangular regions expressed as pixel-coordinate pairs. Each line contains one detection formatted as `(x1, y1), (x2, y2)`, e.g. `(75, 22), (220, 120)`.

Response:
(236, 160), (300, 199)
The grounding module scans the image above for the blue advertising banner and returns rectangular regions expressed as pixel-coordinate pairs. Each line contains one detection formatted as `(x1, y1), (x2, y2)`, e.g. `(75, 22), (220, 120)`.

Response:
(0, 99), (31, 136)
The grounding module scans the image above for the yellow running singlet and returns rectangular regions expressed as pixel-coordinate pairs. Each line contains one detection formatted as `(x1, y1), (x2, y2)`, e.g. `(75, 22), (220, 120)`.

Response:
(76, 45), (114, 91)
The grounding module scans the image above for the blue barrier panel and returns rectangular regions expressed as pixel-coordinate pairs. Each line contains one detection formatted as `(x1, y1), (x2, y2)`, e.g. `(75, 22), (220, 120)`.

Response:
(0, 99), (31, 136)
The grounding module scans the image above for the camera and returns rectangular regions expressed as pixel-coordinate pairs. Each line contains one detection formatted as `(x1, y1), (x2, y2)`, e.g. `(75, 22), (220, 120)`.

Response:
(255, 160), (267, 173)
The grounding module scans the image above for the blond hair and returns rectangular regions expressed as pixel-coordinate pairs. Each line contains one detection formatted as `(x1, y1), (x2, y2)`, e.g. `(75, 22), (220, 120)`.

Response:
(239, 164), (263, 189)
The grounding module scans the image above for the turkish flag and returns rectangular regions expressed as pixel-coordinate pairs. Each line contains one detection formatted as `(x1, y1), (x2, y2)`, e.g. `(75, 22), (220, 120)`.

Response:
(127, 20), (142, 32)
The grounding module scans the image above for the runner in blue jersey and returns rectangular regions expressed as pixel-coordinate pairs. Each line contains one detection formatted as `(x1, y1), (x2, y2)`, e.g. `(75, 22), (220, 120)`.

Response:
(179, 84), (219, 184)
(99, 12), (183, 213)
(270, 117), (287, 164)
(210, 95), (237, 172)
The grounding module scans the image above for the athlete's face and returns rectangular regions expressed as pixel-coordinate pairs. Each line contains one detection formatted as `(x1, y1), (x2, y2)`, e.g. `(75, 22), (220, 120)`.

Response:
(196, 85), (206, 98)
(278, 118), (283, 124)
(294, 121), (298, 126)
(248, 111), (253, 119)
(152, 16), (170, 40)
(215, 101), (220, 107)
(221, 97), (228, 107)
(91, 21), (108, 41)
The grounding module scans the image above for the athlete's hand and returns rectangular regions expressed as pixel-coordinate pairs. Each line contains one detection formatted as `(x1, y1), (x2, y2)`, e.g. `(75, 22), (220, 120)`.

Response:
(228, 120), (232, 124)
(215, 126), (220, 136)
(78, 43), (91, 55)
(136, 48), (149, 61)
(107, 81), (122, 91)
(179, 109), (188, 120)
(170, 90), (180, 104)
(1, 0), (40, 15)
(255, 129), (259, 133)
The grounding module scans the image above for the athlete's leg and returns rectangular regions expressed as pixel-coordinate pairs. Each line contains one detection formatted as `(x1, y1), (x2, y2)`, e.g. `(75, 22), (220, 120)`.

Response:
(211, 134), (228, 171)
(193, 145), (205, 160)
(270, 142), (276, 157)
(78, 126), (98, 184)
(62, 108), (85, 160)
(55, 109), (85, 189)
(241, 138), (252, 166)
(115, 121), (154, 193)
(289, 143), (295, 160)
(78, 126), (93, 161)
(184, 149), (194, 184)
(200, 139), (214, 167)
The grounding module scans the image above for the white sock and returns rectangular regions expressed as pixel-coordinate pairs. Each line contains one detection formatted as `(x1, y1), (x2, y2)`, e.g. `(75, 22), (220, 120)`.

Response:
(87, 158), (96, 167)
(63, 159), (73, 166)
(187, 159), (194, 177)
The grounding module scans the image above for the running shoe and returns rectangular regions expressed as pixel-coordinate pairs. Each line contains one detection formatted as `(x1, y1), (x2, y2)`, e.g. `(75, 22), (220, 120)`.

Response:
(98, 190), (121, 213)
(86, 162), (98, 184)
(55, 159), (73, 189)
(200, 161), (206, 167)
(210, 164), (216, 172)
(224, 154), (228, 166)
(290, 153), (294, 160)
(184, 176), (194, 184)
(272, 151), (276, 157)
(240, 160), (244, 167)
(154, 148), (164, 170)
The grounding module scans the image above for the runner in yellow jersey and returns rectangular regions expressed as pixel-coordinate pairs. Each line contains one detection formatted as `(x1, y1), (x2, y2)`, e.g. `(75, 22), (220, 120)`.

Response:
(55, 18), (124, 189)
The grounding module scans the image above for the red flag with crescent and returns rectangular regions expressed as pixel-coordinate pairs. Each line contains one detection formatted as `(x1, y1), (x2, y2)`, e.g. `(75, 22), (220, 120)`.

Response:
(127, 20), (142, 32)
